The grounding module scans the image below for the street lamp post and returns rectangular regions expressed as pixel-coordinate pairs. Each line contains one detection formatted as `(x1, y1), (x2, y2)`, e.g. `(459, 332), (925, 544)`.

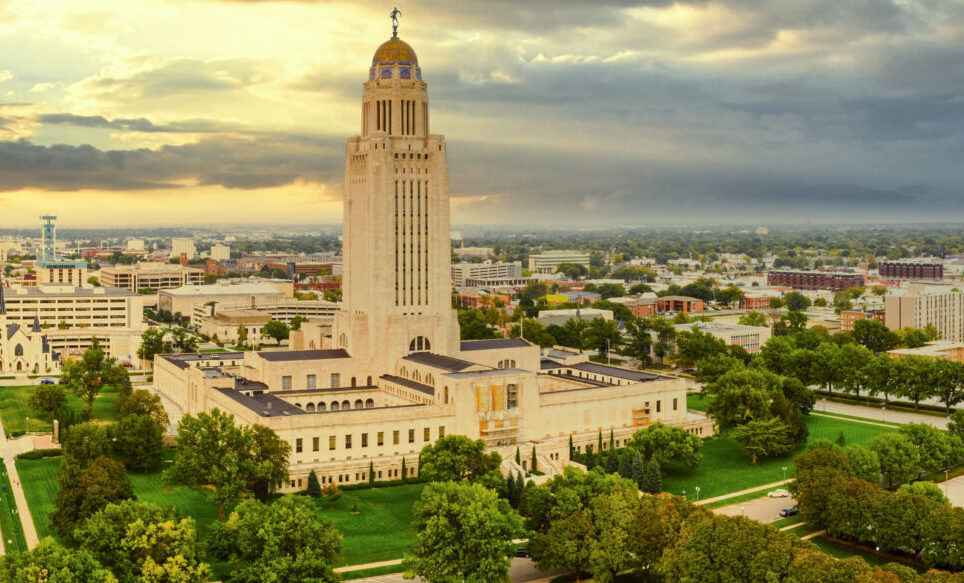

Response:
(781, 466), (788, 483)
(682, 489), (686, 500)
(695, 486), (700, 501)
(881, 406), (885, 422)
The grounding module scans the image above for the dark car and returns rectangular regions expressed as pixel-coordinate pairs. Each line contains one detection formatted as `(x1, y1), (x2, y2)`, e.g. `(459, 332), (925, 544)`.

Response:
(779, 507), (799, 518)
(514, 547), (531, 558)
(40, 379), (56, 385)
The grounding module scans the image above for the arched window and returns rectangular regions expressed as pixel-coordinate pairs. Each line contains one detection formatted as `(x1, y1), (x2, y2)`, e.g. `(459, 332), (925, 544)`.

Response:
(408, 336), (430, 352)
(318, 402), (327, 412)
(14, 344), (23, 357)
(425, 374), (434, 386)
(399, 366), (408, 378)
(306, 403), (316, 412)
(354, 399), (363, 409)
(365, 398), (374, 408)
(342, 400), (351, 410)
(309, 340), (316, 349)
(331, 401), (340, 411)
(413, 370), (421, 382)
(351, 377), (357, 387)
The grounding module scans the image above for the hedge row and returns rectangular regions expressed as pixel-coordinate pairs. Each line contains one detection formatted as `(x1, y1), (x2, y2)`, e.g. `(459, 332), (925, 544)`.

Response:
(16, 448), (63, 460)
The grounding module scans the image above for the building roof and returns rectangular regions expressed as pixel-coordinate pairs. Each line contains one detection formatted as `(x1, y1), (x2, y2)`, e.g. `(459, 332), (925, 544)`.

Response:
(658, 295), (702, 302)
(159, 282), (285, 297)
(214, 388), (306, 417)
(541, 358), (563, 370)
(257, 349), (350, 362)
(380, 374), (435, 395)
(372, 36), (418, 64)
(403, 352), (477, 371)
(568, 362), (663, 382)
(460, 338), (530, 351)
(674, 321), (769, 333)
(4, 286), (137, 298)
(158, 352), (246, 370)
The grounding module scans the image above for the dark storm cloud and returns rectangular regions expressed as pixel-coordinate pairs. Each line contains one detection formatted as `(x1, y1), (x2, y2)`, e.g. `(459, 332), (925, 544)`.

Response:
(0, 135), (343, 192)
(38, 113), (254, 134)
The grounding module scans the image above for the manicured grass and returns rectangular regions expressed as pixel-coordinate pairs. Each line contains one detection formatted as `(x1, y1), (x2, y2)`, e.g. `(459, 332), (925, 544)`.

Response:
(198, 348), (228, 353)
(770, 513), (804, 528)
(811, 411), (901, 427)
(808, 536), (925, 572)
(686, 393), (709, 412)
(17, 450), (422, 569)
(340, 563), (405, 580)
(314, 483), (424, 566)
(663, 415), (896, 501)
(0, 460), (28, 553)
(0, 385), (120, 435)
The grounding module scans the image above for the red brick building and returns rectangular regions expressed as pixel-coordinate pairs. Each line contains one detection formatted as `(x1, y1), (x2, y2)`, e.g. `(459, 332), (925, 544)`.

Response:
(740, 295), (773, 310)
(625, 298), (658, 317)
(840, 308), (886, 331)
(878, 262), (943, 281)
(767, 271), (865, 291)
(657, 296), (704, 313)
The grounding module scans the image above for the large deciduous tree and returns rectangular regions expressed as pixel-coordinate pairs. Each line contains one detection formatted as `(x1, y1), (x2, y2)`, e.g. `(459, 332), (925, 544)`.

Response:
(51, 456), (135, 539)
(733, 418), (794, 464)
(404, 481), (522, 583)
(115, 388), (170, 428)
(111, 413), (165, 472)
(868, 432), (921, 487)
(261, 320), (290, 345)
(418, 435), (502, 484)
(210, 495), (340, 583)
(627, 423), (702, 469)
(0, 538), (117, 583)
(60, 338), (132, 419)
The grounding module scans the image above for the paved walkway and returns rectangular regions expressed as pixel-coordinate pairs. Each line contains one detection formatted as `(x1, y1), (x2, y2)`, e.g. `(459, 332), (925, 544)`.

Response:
(0, 416), (40, 551)
(714, 493), (796, 522)
(342, 557), (563, 583)
(810, 412), (896, 429)
(696, 479), (791, 506)
(814, 399), (949, 429)
(941, 473), (964, 508)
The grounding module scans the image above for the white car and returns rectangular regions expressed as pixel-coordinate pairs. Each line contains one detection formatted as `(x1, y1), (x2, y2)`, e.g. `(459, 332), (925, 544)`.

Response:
(768, 489), (790, 498)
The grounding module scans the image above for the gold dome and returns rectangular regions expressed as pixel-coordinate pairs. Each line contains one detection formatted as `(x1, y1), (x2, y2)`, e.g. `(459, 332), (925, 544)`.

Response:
(372, 37), (418, 64)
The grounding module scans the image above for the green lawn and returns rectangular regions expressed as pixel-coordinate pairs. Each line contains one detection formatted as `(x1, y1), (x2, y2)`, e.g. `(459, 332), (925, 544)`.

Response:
(17, 451), (422, 569)
(314, 483), (424, 566)
(807, 536), (924, 572)
(0, 460), (28, 553)
(0, 385), (120, 435)
(663, 415), (896, 501)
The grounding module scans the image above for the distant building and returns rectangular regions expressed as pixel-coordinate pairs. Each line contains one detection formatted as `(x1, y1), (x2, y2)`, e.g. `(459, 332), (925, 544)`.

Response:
(545, 290), (601, 305)
(210, 244), (231, 261)
(100, 263), (205, 293)
(528, 250), (590, 275)
(888, 341), (964, 363)
(156, 280), (293, 321)
(170, 238), (197, 260)
(878, 261), (943, 281)
(126, 239), (146, 252)
(839, 308), (886, 331)
(673, 321), (771, 354)
(620, 297), (658, 318)
(452, 246), (493, 259)
(35, 216), (88, 286)
(1, 285), (145, 330)
(197, 310), (272, 344)
(767, 270), (865, 291)
(537, 307), (612, 327)
(194, 298), (338, 325)
(885, 284), (964, 341)
(657, 296), (704, 314)
(740, 294), (774, 310)
(451, 261), (522, 287)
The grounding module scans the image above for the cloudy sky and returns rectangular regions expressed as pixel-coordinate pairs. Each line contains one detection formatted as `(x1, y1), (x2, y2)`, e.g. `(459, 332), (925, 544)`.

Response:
(0, 0), (961, 227)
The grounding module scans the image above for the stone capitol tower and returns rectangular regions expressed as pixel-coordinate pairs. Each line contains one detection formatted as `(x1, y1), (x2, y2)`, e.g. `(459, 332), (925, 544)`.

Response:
(331, 24), (460, 374)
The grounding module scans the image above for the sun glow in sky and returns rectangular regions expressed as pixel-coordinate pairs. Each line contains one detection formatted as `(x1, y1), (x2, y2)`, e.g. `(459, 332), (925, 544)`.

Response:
(0, 0), (962, 227)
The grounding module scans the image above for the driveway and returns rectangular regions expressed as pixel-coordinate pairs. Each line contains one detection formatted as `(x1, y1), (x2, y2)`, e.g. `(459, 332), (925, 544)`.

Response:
(815, 399), (949, 429)
(943, 474), (964, 508)
(714, 493), (797, 523)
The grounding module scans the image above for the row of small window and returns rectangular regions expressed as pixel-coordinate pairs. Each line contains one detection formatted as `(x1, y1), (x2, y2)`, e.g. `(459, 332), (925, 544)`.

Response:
(294, 426), (445, 453)
(281, 373), (374, 390)
(289, 467), (414, 489)
(294, 399), (375, 412)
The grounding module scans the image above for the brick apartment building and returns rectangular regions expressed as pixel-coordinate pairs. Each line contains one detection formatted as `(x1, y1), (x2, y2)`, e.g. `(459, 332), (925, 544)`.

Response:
(839, 309), (886, 331)
(878, 261), (943, 281)
(766, 271), (865, 291)
(657, 296), (704, 313)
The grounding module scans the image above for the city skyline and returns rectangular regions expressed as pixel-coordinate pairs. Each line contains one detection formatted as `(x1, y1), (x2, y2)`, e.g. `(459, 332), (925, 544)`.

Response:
(0, 0), (962, 227)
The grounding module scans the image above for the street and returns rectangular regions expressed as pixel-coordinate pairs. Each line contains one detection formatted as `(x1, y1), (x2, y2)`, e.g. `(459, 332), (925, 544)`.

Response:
(714, 493), (796, 523)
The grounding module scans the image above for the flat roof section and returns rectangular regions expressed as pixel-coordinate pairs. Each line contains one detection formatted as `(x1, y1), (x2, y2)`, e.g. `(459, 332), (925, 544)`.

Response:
(258, 349), (350, 362)
(460, 338), (530, 351)
(215, 388), (306, 417)
(403, 352), (477, 372)
(380, 374), (435, 395)
(568, 362), (664, 382)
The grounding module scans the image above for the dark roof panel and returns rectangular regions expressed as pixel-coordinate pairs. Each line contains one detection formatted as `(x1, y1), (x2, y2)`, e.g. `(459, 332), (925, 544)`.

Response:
(403, 352), (476, 371)
(214, 388), (307, 416)
(460, 338), (530, 351)
(380, 374), (435, 395)
(541, 358), (563, 370)
(258, 349), (350, 362)
(569, 362), (663, 382)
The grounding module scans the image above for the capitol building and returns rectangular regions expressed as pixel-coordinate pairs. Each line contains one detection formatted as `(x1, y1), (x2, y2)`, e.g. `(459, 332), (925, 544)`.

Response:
(154, 29), (712, 489)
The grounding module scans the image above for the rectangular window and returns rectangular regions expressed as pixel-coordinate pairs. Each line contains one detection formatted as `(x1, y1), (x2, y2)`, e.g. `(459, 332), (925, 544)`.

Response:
(393, 430), (400, 445)
(295, 438), (303, 453)
(329, 436), (336, 450)
(362, 433), (368, 447)
(282, 376), (292, 391)
(330, 373), (340, 388)
(307, 374), (316, 390)
(345, 434), (352, 449)
(408, 429), (415, 443)
(439, 426), (445, 438)
(673, 398), (678, 411)
(378, 432), (384, 446)
(424, 427), (431, 442)
(506, 384), (518, 409)
(656, 400), (661, 413)
(313, 437), (320, 452)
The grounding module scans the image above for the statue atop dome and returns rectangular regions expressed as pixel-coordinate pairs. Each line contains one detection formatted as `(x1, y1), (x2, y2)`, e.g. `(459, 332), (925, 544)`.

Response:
(390, 7), (401, 38)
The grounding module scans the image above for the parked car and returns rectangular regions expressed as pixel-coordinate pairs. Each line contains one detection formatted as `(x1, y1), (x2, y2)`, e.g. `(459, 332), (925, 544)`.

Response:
(768, 489), (790, 498)
(779, 507), (799, 518)
(40, 379), (56, 385)
(514, 547), (531, 558)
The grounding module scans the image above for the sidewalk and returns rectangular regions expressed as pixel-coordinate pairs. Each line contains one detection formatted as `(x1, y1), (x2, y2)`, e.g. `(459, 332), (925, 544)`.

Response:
(696, 479), (792, 506)
(0, 417), (40, 550)
(814, 399), (949, 429)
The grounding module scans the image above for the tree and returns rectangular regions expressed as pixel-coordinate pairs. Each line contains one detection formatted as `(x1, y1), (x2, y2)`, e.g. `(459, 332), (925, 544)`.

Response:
(843, 445), (881, 484)
(458, 309), (500, 340)
(261, 320), (290, 345)
(853, 319), (899, 353)
(868, 432), (921, 487)
(404, 482), (522, 583)
(837, 343), (874, 398)
(628, 423), (702, 469)
(714, 285), (745, 308)
(29, 383), (68, 416)
(51, 456), (135, 538)
(596, 283), (627, 300)
(418, 435), (501, 483)
(210, 495), (340, 583)
(369, 460), (375, 485)
(783, 291), (811, 311)
(673, 329), (727, 368)
(307, 470), (322, 498)
(169, 327), (198, 353)
(236, 324), (248, 345)
(702, 368), (779, 431)
(555, 262), (588, 280)
(733, 418), (793, 464)
(531, 446), (540, 473)
(581, 318), (621, 356)
(0, 538), (117, 583)
(289, 315), (308, 331)
(112, 414), (164, 472)
(586, 488), (639, 583)
(75, 500), (209, 583)
(738, 311), (767, 327)
(165, 409), (288, 521)
(60, 338), (131, 419)
(899, 422), (963, 473)
(897, 481), (951, 507)
(949, 409), (964, 443)
(247, 424), (293, 502)
(892, 355), (937, 409)
(639, 458), (661, 494)
(63, 421), (110, 467)
(137, 328), (167, 362)
(620, 317), (652, 364)
(115, 389), (169, 428)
